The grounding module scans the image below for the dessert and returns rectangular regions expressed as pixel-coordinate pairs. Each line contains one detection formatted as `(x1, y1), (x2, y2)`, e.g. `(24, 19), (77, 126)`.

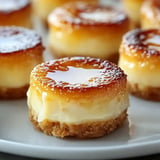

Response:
(141, 0), (160, 29)
(119, 29), (160, 101)
(27, 56), (129, 138)
(0, 0), (32, 28)
(48, 2), (130, 63)
(0, 26), (44, 99)
(122, 0), (145, 28)
(32, 0), (98, 25)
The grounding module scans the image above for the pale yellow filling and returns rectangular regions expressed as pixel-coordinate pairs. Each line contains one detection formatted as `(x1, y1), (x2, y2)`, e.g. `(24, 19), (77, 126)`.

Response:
(27, 87), (129, 124)
(0, 61), (39, 88)
(119, 58), (160, 87)
(48, 29), (120, 58)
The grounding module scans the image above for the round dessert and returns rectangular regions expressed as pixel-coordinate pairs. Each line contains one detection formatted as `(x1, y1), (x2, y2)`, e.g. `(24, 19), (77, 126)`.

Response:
(32, 0), (98, 25)
(119, 29), (160, 101)
(141, 0), (160, 29)
(0, 26), (44, 99)
(122, 0), (145, 28)
(48, 2), (130, 63)
(27, 57), (129, 138)
(0, 0), (32, 28)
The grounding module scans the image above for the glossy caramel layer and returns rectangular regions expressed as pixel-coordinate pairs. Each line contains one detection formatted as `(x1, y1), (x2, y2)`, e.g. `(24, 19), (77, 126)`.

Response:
(48, 2), (130, 60)
(141, 0), (160, 29)
(30, 57), (127, 97)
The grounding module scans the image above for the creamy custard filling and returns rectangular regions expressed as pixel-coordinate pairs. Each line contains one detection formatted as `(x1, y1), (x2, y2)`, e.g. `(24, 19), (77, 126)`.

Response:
(27, 87), (128, 123)
(119, 59), (160, 87)
(48, 30), (119, 57)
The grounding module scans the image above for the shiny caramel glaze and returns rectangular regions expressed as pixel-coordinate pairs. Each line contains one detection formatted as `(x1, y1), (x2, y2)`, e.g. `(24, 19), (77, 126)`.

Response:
(121, 29), (160, 57)
(48, 2), (129, 27)
(0, 26), (43, 55)
(31, 57), (127, 99)
(0, 0), (31, 27)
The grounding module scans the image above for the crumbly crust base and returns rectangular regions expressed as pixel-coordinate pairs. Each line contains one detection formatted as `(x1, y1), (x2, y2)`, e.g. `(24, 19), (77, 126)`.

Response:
(29, 108), (127, 139)
(0, 85), (28, 99)
(128, 82), (160, 101)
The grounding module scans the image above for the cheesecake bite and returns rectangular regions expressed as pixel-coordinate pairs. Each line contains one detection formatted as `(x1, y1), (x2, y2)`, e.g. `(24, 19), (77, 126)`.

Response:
(0, 0), (32, 28)
(0, 26), (44, 99)
(27, 57), (129, 138)
(119, 29), (160, 101)
(48, 2), (130, 63)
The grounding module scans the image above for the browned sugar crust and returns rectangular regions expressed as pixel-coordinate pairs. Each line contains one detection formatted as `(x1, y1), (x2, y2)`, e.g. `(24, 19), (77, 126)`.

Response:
(48, 2), (129, 27)
(0, 85), (28, 99)
(29, 108), (127, 139)
(128, 82), (160, 101)
(122, 29), (160, 57)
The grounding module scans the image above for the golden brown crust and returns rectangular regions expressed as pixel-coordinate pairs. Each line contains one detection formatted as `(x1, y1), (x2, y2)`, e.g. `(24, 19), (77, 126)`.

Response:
(29, 108), (127, 138)
(31, 57), (127, 99)
(0, 85), (28, 99)
(128, 82), (160, 101)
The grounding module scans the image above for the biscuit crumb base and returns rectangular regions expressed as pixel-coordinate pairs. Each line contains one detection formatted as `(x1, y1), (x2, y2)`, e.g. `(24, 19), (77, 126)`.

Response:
(29, 108), (127, 139)
(128, 83), (160, 101)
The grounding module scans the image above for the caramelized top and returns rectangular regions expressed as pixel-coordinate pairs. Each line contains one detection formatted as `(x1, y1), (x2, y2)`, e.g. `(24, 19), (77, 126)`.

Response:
(0, 0), (30, 13)
(0, 26), (41, 54)
(48, 2), (128, 27)
(31, 57), (126, 91)
(122, 29), (160, 57)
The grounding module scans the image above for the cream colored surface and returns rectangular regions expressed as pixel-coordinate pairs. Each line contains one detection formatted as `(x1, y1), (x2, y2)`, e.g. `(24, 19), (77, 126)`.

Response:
(119, 58), (160, 87)
(27, 87), (129, 123)
(0, 61), (38, 88)
(48, 29), (120, 58)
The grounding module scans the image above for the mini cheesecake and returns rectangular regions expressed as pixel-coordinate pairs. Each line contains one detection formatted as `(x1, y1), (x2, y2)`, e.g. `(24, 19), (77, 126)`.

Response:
(122, 0), (145, 28)
(119, 29), (160, 101)
(141, 0), (160, 29)
(48, 2), (130, 63)
(0, 26), (44, 99)
(27, 57), (129, 138)
(0, 0), (32, 28)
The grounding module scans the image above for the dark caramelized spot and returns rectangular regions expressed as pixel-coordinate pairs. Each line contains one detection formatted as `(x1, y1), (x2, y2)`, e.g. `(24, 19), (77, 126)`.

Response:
(48, 2), (128, 26)
(0, 0), (30, 13)
(0, 26), (41, 54)
(153, 0), (160, 7)
(123, 29), (160, 57)
(32, 57), (126, 91)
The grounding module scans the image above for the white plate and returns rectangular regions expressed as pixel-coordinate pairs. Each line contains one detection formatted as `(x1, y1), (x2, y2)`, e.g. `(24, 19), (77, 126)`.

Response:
(0, 96), (160, 160)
